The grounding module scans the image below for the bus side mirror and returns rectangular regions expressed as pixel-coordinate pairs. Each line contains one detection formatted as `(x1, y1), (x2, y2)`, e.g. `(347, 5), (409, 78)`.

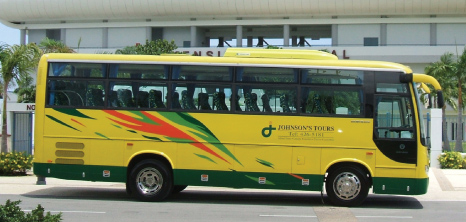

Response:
(437, 90), (444, 108)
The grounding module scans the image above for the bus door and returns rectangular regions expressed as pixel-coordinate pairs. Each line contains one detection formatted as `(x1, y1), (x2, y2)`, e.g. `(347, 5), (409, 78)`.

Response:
(372, 72), (417, 189)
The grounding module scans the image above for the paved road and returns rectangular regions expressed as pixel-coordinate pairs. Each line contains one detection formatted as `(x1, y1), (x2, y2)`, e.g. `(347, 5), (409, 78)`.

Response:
(0, 169), (465, 221)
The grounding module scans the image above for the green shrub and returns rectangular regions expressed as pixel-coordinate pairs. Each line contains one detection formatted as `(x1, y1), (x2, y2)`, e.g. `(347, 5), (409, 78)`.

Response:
(0, 151), (33, 175)
(438, 151), (464, 169)
(462, 159), (466, 169)
(0, 199), (62, 222)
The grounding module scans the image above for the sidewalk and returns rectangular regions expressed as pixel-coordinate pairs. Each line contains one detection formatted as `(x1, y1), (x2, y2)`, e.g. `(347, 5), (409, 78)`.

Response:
(0, 169), (465, 201)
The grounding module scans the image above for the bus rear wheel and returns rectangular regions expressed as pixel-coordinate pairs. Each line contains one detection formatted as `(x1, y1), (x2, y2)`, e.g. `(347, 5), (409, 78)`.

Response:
(325, 165), (369, 207)
(129, 159), (173, 202)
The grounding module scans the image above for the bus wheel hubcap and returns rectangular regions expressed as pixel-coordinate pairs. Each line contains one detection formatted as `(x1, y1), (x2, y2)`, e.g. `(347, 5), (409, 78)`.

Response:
(333, 172), (361, 200)
(136, 167), (163, 195)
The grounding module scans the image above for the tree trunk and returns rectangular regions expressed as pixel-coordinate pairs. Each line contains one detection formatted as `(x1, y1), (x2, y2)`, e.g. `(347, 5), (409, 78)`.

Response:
(442, 106), (451, 151)
(1, 81), (9, 153)
(455, 79), (463, 152)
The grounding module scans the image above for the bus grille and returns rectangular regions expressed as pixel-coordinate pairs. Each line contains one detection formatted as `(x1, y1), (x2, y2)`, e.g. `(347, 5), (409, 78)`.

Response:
(55, 158), (85, 165)
(55, 142), (85, 165)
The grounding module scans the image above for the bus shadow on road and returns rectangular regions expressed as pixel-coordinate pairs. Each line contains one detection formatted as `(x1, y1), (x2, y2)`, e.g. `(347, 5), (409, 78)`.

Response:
(22, 187), (131, 201)
(169, 190), (423, 209)
(22, 187), (423, 209)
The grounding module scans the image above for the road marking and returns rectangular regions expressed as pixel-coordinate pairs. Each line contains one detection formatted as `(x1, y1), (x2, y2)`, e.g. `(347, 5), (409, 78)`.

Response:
(24, 210), (106, 214)
(356, 216), (412, 219)
(259, 215), (316, 218)
(314, 207), (358, 222)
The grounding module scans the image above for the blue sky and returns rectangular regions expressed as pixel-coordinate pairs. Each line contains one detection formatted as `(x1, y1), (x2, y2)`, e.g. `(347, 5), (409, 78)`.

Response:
(0, 23), (20, 45)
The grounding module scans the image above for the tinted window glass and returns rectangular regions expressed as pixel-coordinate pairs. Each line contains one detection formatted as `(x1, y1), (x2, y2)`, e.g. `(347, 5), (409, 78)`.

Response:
(48, 63), (105, 78)
(301, 69), (363, 85)
(172, 66), (232, 82)
(108, 64), (168, 79)
(302, 88), (363, 115)
(237, 67), (298, 83)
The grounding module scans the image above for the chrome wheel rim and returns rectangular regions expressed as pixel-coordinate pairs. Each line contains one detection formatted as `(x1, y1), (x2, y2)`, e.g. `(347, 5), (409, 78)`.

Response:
(136, 167), (163, 196)
(333, 172), (361, 200)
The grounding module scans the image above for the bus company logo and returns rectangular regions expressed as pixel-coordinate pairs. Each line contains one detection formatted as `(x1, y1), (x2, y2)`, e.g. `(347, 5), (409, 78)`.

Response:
(261, 123), (276, 138)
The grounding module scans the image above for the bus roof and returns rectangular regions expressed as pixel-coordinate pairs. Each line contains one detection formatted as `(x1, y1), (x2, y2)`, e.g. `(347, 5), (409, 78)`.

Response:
(223, 48), (338, 60)
(42, 49), (413, 74)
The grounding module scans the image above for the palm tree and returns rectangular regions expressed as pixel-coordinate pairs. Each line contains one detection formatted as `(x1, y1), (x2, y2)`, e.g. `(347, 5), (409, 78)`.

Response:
(453, 49), (466, 152)
(425, 53), (457, 151)
(39, 37), (75, 53)
(0, 43), (41, 153)
(14, 74), (36, 103)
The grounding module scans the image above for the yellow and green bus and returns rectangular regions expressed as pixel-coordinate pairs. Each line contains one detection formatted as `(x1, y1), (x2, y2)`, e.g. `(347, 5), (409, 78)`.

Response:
(33, 48), (443, 206)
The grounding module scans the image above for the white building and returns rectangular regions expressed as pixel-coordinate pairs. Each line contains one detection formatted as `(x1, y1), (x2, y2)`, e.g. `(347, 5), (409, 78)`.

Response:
(0, 0), (465, 141)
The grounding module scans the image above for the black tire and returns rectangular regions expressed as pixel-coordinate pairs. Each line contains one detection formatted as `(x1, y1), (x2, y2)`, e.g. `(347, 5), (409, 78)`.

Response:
(172, 185), (188, 194)
(325, 165), (370, 207)
(128, 159), (173, 202)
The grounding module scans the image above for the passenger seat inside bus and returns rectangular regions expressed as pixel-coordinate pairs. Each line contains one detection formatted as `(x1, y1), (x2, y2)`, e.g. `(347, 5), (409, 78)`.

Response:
(181, 90), (196, 110)
(149, 90), (165, 108)
(108, 90), (118, 107)
(198, 93), (212, 110)
(231, 95), (242, 111)
(86, 88), (104, 107)
(261, 94), (273, 112)
(172, 92), (182, 109)
(117, 89), (135, 107)
(213, 92), (228, 111)
(136, 91), (149, 108)
(280, 94), (291, 113)
(244, 92), (260, 112)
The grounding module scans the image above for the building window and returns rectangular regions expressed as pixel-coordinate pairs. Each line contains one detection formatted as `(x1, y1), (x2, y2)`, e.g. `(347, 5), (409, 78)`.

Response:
(46, 29), (61, 41)
(364, 37), (378, 46)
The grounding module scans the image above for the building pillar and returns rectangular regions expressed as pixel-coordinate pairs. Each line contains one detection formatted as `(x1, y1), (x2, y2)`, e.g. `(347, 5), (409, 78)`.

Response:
(380, 23), (387, 46)
(331, 24), (338, 46)
(257, 37), (265, 47)
(298, 36), (305, 46)
(190, 26), (197, 47)
(20, 29), (26, 45)
(430, 23), (437, 46)
(218, 37), (224, 47)
(102, 27), (108, 48)
(430, 109), (442, 168)
(204, 37), (210, 47)
(283, 24), (290, 47)
(291, 36), (298, 46)
(236, 25), (243, 47)
(146, 27), (152, 42)
(60, 28), (66, 44)
(247, 36), (253, 47)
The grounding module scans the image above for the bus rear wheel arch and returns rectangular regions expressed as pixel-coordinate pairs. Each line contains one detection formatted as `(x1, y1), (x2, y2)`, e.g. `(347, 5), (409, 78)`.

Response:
(325, 163), (371, 207)
(128, 159), (173, 202)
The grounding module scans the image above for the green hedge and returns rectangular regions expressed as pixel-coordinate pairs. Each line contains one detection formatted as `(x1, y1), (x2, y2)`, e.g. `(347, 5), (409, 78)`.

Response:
(0, 152), (33, 175)
(0, 199), (62, 222)
(438, 151), (464, 169)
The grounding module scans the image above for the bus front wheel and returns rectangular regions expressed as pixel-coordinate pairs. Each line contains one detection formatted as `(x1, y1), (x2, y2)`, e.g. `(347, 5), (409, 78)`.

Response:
(129, 159), (173, 202)
(325, 165), (369, 207)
